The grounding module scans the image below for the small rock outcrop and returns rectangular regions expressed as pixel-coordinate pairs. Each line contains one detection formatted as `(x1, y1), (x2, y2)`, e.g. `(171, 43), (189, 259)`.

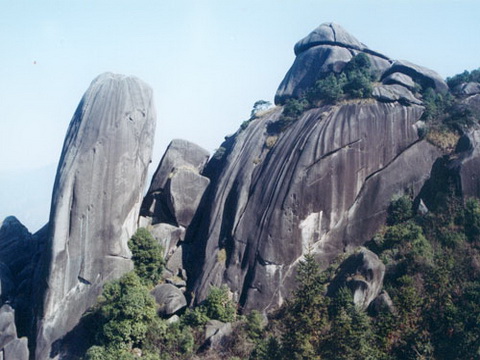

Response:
(35, 73), (156, 359)
(0, 305), (29, 360)
(275, 22), (391, 104)
(150, 284), (187, 316)
(328, 248), (385, 310)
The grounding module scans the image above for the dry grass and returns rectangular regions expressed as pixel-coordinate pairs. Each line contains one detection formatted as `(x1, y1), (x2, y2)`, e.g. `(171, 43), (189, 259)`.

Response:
(426, 128), (460, 153)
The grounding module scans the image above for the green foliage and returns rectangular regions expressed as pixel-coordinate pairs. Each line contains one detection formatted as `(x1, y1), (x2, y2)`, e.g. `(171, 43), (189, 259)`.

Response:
(421, 87), (454, 122)
(180, 306), (210, 327)
(464, 197), (480, 244)
(387, 195), (413, 225)
(309, 73), (345, 103)
(202, 285), (237, 322)
(128, 228), (164, 287)
(446, 67), (480, 89)
(94, 272), (157, 350)
(143, 318), (195, 360)
(250, 100), (272, 119)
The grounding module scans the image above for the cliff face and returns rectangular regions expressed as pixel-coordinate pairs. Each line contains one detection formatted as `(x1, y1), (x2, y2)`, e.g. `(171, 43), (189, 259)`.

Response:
(188, 23), (444, 312)
(35, 73), (156, 359)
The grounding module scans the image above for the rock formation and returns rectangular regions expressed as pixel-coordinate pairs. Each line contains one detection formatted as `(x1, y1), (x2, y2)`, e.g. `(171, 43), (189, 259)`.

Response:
(188, 23), (443, 313)
(35, 73), (156, 359)
(328, 247), (385, 310)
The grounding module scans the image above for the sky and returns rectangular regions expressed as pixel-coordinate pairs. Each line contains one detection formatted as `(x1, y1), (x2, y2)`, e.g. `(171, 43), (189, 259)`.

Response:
(1, 0), (480, 231)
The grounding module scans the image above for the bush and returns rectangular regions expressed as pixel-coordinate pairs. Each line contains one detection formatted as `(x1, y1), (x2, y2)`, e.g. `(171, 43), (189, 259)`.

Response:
(387, 195), (413, 225)
(128, 228), (164, 287)
(464, 198), (480, 243)
(86, 272), (157, 355)
(446, 68), (480, 89)
(202, 285), (237, 323)
(309, 73), (345, 104)
(143, 318), (195, 360)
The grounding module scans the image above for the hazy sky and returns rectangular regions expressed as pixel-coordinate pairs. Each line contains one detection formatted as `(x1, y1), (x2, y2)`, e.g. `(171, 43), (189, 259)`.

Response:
(1, 0), (480, 230)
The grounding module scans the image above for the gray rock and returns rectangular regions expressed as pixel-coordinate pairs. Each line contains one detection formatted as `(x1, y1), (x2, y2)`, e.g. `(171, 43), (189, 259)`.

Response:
(382, 60), (448, 93)
(382, 72), (416, 90)
(35, 72), (156, 359)
(455, 82), (480, 96)
(166, 169), (210, 227)
(328, 247), (385, 310)
(372, 84), (422, 105)
(0, 217), (32, 275)
(150, 284), (187, 316)
(294, 22), (366, 55)
(189, 100), (441, 312)
(3, 337), (29, 360)
(369, 291), (395, 315)
(204, 320), (232, 350)
(0, 263), (13, 303)
(147, 139), (210, 196)
(0, 305), (29, 360)
(275, 23), (391, 104)
(166, 245), (184, 278)
(150, 223), (185, 257)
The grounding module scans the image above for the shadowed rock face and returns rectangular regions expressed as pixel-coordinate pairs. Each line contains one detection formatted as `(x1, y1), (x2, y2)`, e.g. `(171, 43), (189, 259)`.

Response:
(189, 23), (443, 313)
(35, 73), (156, 359)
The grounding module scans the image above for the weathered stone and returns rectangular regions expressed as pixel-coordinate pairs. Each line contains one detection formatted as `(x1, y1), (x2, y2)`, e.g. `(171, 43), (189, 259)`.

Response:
(35, 73), (156, 359)
(203, 320), (232, 350)
(3, 337), (29, 360)
(382, 60), (448, 93)
(382, 72), (416, 90)
(328, 247), (385, 310)
(294, 23), (366, 55)
(275, 23), (391, 104)
(454, 82), (480, 96)
(166, 169), (210, 227)
(189, 99), (441, 312)
(373, 84), (422, 105)
(369, 291), (395, 315)
(0, 305), (29, 360)
(150, 284), (187, 316)
(150, 223), (185, 257)
(166, 245), (184, 277)
(147, 139), (210, 196)
(0, 217), (32, 275)
(0, 263), (13, 303)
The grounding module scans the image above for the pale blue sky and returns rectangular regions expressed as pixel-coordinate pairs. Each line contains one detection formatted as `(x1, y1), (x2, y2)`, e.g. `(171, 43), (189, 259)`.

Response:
(1, 0), (479, 230)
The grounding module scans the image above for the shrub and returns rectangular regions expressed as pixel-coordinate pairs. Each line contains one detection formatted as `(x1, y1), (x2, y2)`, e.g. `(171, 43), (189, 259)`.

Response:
(387, 195), (413, 225)
(464, 198), (480, 243)
(88, 272), (157, 352)
(128, 228), (164, 287)
(309, 73), (345, 104)
(143, 318), (194, 360)
(203, 285), (237, 323)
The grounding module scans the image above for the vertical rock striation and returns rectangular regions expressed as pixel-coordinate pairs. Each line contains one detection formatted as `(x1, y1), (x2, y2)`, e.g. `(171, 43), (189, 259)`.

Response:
(189, 23), (443, 313)
(35, 73), (156, 359)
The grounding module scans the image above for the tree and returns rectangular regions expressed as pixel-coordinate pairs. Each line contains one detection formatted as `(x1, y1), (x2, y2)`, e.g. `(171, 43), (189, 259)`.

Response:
(281, 253), (329, 360)
(128, 227), (164, 287)
(91, 272), (157, 351)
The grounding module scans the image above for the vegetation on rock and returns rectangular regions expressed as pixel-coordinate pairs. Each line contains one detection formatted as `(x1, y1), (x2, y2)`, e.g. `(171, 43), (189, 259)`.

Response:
(128, 227), (164, 287)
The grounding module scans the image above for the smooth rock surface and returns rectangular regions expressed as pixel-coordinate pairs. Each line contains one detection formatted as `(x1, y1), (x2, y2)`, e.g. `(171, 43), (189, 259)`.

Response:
(203, 320), (232, 350)
(148, 139), (210, 194)
(150, 223), (185, 257)
(382, 72), (416, 90)
(382, 60), (448, 93)
(35, 73), (156, 359)
(0, 305), (29, 360)
(166, 169), (210, 227)
(328, 247), (385, 310)
(275, 23), (391, 104)
(373, 84), (422, 105)
(150, 284), (187, 316)
(189, 100), (440, 312)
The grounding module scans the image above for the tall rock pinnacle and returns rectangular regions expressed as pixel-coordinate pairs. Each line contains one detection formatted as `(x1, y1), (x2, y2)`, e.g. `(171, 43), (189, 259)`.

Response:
(35, 73), (156, 359)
